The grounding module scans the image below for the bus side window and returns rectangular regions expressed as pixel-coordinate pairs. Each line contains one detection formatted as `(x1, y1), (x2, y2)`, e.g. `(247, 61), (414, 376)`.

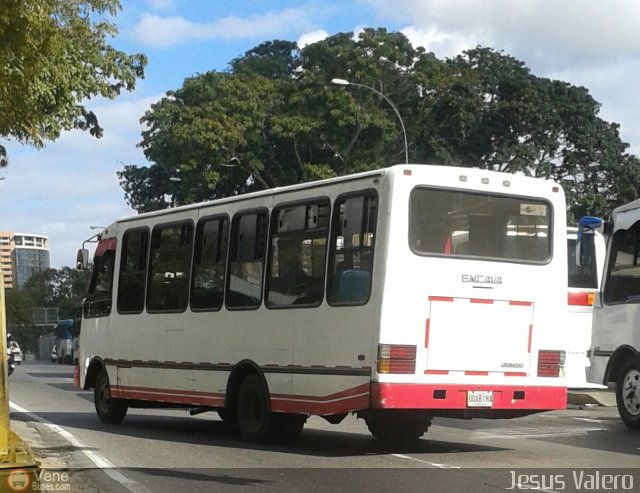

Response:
(147, 221), (194, 312)
(191, 215), (229, 311)
(266, 200), (329, 308)
(117, 228), (149, 314)
(226, 210), (268, 309)
(327, 192), (377, 305)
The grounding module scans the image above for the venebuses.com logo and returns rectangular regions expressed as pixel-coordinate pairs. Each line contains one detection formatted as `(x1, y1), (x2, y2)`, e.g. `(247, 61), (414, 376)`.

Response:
(6, 469), (71, 492)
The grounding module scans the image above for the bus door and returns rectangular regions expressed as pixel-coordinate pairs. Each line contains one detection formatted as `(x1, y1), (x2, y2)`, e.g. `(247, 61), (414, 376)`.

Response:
(80, 238), (117, 384)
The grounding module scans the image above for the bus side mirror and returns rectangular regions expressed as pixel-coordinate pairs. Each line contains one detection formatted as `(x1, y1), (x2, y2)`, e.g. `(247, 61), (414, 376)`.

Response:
(576, 216), (603, 267)
(76, 249), (89, 270)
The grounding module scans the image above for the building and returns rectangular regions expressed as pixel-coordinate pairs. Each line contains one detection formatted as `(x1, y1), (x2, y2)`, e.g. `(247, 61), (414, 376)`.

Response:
(0, 232), (50, 288)
(0, 232), (13, 288)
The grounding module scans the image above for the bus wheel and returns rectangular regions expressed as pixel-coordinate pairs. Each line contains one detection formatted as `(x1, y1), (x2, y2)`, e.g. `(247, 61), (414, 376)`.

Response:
(616, 358), (640, 429)
(94, 368), (128, 424)
(365, 411), (431, 443)
(236, 374), (278, 443)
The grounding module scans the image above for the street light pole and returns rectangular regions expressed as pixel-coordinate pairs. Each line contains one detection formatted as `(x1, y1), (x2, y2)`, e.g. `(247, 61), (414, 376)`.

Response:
(330, 78), (409, 164)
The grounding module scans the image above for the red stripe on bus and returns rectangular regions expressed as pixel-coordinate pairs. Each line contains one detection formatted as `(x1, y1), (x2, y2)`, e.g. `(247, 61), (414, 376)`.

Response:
(429, 296), (454, 302)
(270, 383), (371, 415)
(470, 299), (493, 304)
(371, 383), (566, 410)
(94, 238), (117, 257)
(527, 324), (533, 353)
(424, 369), (449, 375)
(509, 300), (532, 306)
(425, 319), (430, 348)
(504, 372), (527, 377)
(465, 371), (489, 376)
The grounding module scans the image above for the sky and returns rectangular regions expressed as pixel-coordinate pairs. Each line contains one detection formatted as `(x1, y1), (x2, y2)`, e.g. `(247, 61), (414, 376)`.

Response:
(3, 0), (640, 268)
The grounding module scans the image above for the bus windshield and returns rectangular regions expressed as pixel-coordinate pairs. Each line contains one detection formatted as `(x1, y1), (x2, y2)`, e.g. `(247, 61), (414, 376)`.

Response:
(409, 187), (551, 262)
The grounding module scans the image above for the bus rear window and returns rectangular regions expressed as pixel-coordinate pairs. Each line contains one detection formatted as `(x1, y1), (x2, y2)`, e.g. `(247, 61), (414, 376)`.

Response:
(409, 188), (551, 263)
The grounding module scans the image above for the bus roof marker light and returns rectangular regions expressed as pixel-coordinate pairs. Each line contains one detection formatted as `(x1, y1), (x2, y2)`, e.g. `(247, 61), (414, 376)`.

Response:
(503, 180), (511, 187)
(459, 175), (467, 182)
(403, 169), (412, 176)
(481, 178), (490, 185)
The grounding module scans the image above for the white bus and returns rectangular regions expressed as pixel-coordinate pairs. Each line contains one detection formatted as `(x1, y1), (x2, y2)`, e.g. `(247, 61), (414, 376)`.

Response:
(583, 202), (640, 429)
(78, 164), (569, 444)
(565, 227), (605, 389)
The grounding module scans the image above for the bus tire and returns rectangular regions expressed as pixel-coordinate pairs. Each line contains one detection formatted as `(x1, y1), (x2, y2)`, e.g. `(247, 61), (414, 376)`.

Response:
(616, 357), (640, 429)
(94, 368), (128, 424)
(236, 374), (278, 443)
(366, 410), (431, 443)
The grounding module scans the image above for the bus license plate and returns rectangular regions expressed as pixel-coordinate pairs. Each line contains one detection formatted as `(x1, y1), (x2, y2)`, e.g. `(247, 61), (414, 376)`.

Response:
(467, 390), (493, 408)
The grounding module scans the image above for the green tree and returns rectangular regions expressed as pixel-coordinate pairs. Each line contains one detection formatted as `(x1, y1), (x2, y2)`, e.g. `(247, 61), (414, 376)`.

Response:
(119, 29), (640, 218)
(417, 47), (636, 217)
(0, 0), (147, 164)
(5, 267), (91, 353)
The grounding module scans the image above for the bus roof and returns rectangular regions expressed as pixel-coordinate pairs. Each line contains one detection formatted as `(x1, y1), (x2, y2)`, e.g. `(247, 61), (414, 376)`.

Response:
(104, 164), (562, 231)
(611, 197), (640, 232)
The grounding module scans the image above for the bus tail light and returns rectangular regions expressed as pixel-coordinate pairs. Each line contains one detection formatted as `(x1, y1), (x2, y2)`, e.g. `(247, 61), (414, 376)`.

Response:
(377, 344), (416, 374)
(568, 291), (595, 306)
(537, 350), (565, 377)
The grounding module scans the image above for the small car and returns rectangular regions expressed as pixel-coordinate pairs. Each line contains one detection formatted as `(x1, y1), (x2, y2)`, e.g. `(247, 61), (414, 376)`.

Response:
(51, 345), (57, 363)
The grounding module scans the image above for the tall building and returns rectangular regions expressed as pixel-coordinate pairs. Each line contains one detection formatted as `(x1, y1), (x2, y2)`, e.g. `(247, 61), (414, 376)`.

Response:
(0, 232), (13, 288)
(0, 232), (50, 288)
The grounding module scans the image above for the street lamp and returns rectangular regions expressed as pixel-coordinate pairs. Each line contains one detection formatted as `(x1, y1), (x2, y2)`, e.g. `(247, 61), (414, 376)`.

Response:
(330, 78), (409, 164)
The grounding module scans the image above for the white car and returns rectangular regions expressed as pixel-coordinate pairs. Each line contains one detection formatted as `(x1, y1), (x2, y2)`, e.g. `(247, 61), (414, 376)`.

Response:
(51, 345), (57, 363)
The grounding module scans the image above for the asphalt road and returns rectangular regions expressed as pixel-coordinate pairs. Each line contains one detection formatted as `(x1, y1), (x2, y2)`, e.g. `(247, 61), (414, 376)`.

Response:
(7, 361), (640, 493)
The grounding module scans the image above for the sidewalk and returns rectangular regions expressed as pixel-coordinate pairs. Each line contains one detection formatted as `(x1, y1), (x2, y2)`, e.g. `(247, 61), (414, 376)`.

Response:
(0, 429), (40, 492)
(568, 387), (616, 407)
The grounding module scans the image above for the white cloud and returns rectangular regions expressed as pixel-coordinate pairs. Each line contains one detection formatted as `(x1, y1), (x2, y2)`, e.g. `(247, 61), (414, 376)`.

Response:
(401, 26), (472, 59)
(364, 0), (640, 68)
(131, 9), (314, 48)
(297, 30), (328, 48)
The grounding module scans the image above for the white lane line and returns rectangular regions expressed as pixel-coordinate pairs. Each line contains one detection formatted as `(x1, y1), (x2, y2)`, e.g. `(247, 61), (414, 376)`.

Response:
(391, 453), (461, 469)
(10, 401), (152, 493)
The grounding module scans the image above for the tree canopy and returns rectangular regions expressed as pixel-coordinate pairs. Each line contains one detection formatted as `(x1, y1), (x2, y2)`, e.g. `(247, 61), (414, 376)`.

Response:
(5, 267), (90, 353)
(118, 28), (640, 219)
(0, 0), (147, 165)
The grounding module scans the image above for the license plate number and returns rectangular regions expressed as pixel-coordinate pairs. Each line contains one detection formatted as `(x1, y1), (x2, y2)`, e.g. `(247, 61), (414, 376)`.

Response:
(467, 390), (493, 408)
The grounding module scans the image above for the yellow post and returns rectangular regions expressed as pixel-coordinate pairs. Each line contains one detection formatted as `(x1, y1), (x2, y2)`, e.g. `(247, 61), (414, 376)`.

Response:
(0, 275), (9, 458)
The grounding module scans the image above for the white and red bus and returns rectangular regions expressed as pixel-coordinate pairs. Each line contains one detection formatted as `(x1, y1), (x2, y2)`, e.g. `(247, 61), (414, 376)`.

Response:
(77, 164), (568, 444)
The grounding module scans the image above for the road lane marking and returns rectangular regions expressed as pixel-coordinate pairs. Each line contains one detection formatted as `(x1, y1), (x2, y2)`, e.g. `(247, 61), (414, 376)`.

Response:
(10, 401), (152, 493)
(473, 426), (605, 440)
(391, 453), (461, 469)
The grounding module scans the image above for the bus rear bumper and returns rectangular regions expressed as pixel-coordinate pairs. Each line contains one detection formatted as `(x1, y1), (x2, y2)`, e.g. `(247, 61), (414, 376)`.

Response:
(371, 383), (567, 411)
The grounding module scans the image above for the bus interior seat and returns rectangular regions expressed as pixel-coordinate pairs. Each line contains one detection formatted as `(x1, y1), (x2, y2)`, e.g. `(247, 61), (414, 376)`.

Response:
(336, 269), (371, 303)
